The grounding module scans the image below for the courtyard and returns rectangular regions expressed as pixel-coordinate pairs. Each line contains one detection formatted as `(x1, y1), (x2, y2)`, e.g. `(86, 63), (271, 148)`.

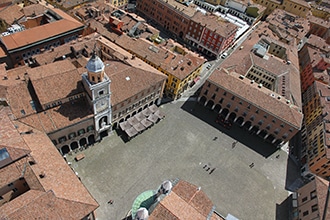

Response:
(67, 99), (300, 220)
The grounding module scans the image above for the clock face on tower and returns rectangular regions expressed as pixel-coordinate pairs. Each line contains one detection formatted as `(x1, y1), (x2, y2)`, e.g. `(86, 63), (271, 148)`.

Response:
(96, 100), (107, 113)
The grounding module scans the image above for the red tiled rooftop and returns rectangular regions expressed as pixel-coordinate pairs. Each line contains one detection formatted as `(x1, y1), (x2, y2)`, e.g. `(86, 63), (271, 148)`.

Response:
(5, 82), (37, 119)
(267, 9), (309, 41)
(0, 109), (98, 218)
(306, 35), (330, 53)
(0, 4), (24, 25)
(165, 0), (198, 18)
(149, 180), (215, 220)
(191, 12), (237, 38)
(220, 25), (302, 108)
(18, 98), (93, 133)
(104, 60), (166, 105)
(27, 59), (83, 105)
(208, 70), (303, 128)
(22, 4), (46, 17)
(1, 9), (83, 51)
(116, 36), (205, 80)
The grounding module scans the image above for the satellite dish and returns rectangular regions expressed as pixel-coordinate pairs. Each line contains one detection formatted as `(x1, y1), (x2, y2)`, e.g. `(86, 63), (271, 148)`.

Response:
(158, 180), (172, 195)
(135, 207), (149, 220)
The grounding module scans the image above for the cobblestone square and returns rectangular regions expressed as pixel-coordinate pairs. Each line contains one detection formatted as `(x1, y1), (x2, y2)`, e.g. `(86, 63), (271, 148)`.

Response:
(67, 100), (299, 220)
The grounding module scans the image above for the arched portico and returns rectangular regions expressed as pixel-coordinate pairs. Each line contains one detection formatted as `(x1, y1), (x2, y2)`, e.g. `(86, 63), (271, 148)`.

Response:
(198, 96), (207, 105)
(88, 134), (95, 145)
(70, 141), (79, 150)
(61, 145), (70, 155)
(258, 130), (268, 138)
(228, 112), (236, 121)
(214, 104), (222, 113)
(220, 108), (229, 117)
(205, 100), (214, 109)
(235, 116), (244, 126)
(79, 138), (87, 147)
(243, 121), (252, 130)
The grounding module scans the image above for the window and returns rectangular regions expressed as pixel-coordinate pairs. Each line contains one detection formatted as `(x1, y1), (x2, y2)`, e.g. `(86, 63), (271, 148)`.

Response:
(303, 211), (308, 216)
(99, 90), (104, 95)
(310, 190), (317, 199)
(312, 204), (318, 212)
(211, 94), (216, 100)
(78, 129), (85, 135)
(68, 132), (76, 139)
(219, 98), (224, 104)
(87, 125), (94, 132)
(302, 196), (308, 202)
(58, 136), (67, 143)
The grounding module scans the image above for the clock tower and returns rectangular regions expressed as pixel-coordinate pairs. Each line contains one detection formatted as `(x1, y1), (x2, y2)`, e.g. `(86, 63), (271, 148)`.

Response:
(82, 51), (111, 139)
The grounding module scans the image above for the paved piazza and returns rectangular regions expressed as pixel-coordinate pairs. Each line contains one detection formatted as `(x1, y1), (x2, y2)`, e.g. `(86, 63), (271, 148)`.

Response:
(67, 100), (298, 220)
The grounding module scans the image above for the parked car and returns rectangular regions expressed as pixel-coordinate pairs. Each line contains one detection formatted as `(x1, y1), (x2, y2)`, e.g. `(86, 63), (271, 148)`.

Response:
(221, 52), (228, 59)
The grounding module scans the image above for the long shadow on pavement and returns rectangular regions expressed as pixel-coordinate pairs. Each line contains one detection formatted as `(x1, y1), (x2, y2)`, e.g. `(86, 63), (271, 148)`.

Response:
(181, 100), (278, 158)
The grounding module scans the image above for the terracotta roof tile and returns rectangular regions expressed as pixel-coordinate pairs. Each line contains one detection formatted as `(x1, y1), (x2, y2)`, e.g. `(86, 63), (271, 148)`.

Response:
(165, 0), (198, 17)
(266, 9), (309, 42)
(0, 4), (24, 25)
(150, 180), (215, 219)
(6, 82), (37, 118)
(0, 108), (28, 150)
(1, 9), (83, 51)
(27, 59), (83, 105)
(18, 98), (93, 133)
(116, 36), (205, 80)
(306, 35), (330, 53)
(220, 25), (302, 108)
(22, 4), (46, 17)
(191, 12), (238, 38)
(104, 60), (166, 105)
(208, 70), (303, 128)
(0, 112), (98, 218)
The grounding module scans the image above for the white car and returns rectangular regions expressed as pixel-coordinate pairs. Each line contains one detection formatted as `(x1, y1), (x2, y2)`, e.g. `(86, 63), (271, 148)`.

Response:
(221, 52), (228, 59)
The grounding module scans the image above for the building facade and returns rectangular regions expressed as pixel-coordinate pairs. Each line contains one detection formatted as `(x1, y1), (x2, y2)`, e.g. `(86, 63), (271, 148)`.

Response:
(0, 8), (86, 68)
(186, 11), (237, 58)
(252, 0), (310, 18)
(291, 176), (330, 220)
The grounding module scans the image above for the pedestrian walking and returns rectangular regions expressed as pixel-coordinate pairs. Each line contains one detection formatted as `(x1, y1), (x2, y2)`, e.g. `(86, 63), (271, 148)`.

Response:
(213, 137), (218, 141)
(108, 200), (114, 205)
(209, 168), (216, 174)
